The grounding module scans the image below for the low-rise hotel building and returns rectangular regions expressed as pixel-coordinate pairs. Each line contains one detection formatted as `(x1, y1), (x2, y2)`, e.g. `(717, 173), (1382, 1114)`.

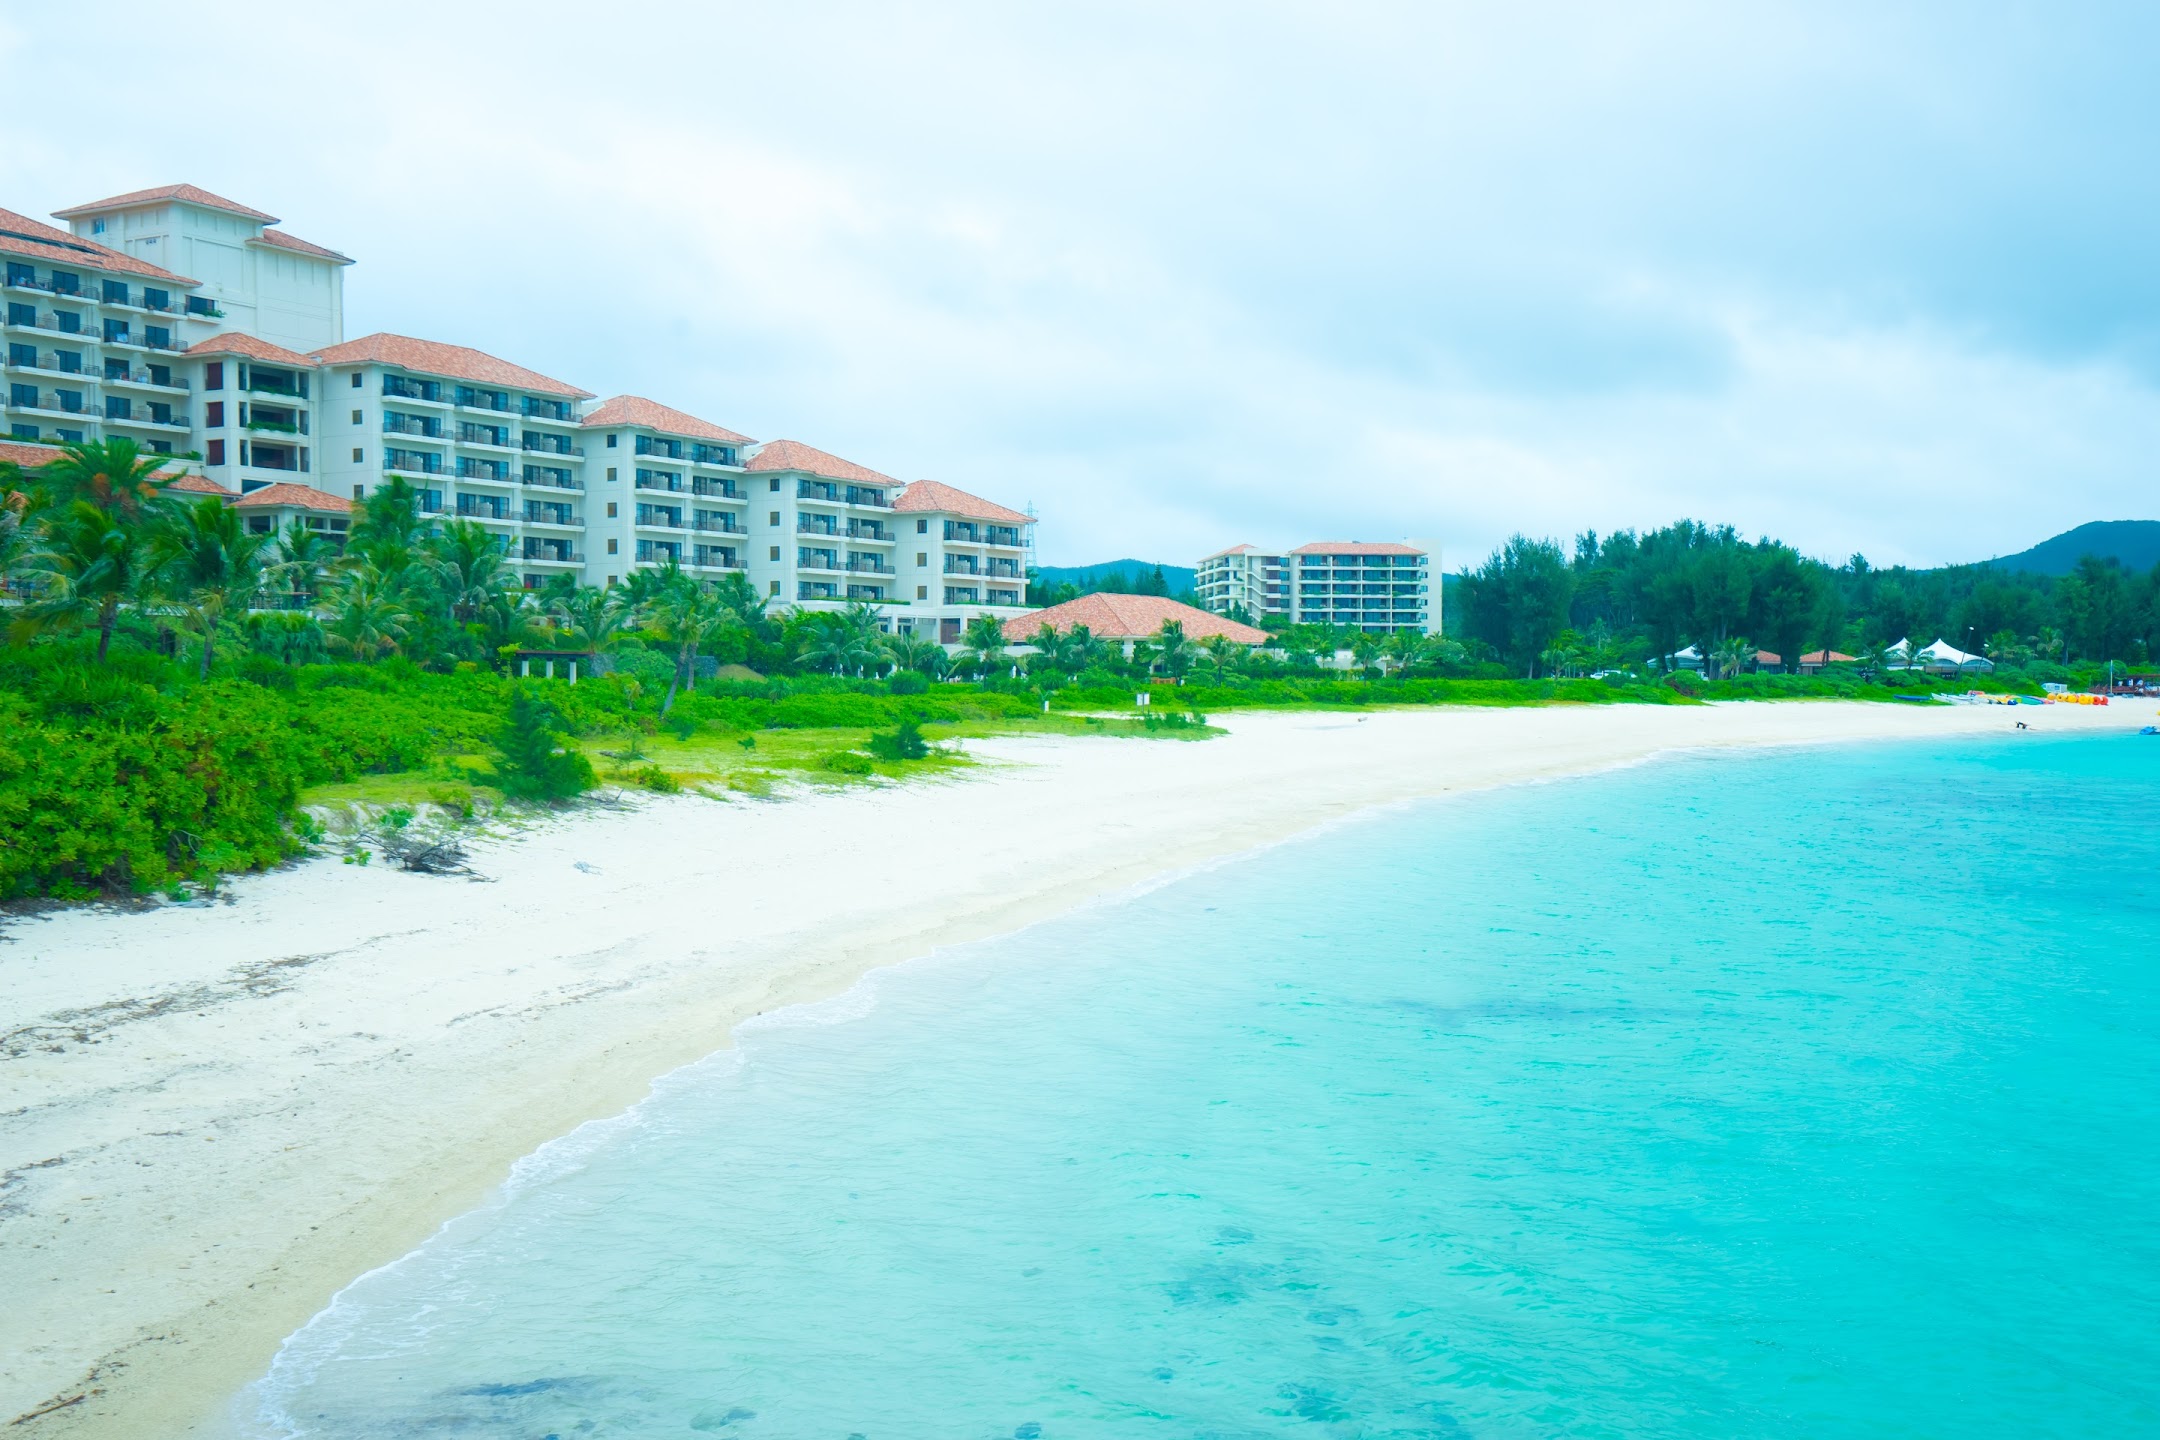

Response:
(1196, 541), (1436, 634)
(2, 183), (1034, 629)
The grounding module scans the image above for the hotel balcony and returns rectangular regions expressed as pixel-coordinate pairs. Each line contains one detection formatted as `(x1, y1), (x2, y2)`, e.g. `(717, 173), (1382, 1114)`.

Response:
(6, 387), (91, 418)
(691, 476), (739, 499)
(635, 540), (683, 564)
(692, 514), (744, 534)
(796, 478), (890, 508)
(455, 496), (514, 521)
(104, 366), (189, 392)
(634, 437), (685, 461)
(797, 549), (842, 571)
(383, 449), (446, 477)
(521, 433), (583, 457)
(635, 504), (685, 529)
(4, 349), (90, 380)
(522, 504), (580, 528)
(943, 558), (981, 575)
(382, 376), (448, 404)
(846, 584), (887, 601)
(845, 520), (890, 541)
(457, 422), (514, 449)
(846, 558), (893, 575)
(520, 541), (583, 565)
(797, 516), (840, 536)
(521, 465), (582, 491)
(942, 586), (981, 605)
(521, 396), (576, 422)
(383, 414), (444, 438)
(456, 458), (515, 484)
(7, 310), (90, 337)
(797, 581), (840, 601)
(634, 469), (684, 492)
(690, 443), (740, 468)
(691, 545), (741, 570)
(104, 404), (191, 432)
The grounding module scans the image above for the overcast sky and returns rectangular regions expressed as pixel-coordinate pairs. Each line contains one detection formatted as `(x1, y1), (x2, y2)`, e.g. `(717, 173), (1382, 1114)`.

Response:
(4, 2), (2154, 568)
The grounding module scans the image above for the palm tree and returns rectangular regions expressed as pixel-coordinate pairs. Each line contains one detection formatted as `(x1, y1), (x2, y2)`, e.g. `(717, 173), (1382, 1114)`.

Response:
(553, 584), (632, 669)
(151, 497), (274, 676)
(961, 613), (1009, 678)
(884, 629), (949, 678)
(800, 610), (887, 675)
(2033, 626), (2065, 665)
(645, 572), (734, 714)
(323, 562), (413, 660)
(1712, 636), (1753, 680)
(1153, 619), (1194, 679)
(39, 437), (166, 522)
(1056, 623), (1105, 674)
(430, 518), (515, 624)
(1199, 633), (1238, 682)
(712, 569), (768, 629)
(12, 500), (153, 661)
(274, 520), (336, 607)
(348, 475), (431, 580)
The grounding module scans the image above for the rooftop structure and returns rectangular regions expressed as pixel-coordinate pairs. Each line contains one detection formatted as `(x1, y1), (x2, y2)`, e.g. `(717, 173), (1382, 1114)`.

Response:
(1003, 594), (1269, 649)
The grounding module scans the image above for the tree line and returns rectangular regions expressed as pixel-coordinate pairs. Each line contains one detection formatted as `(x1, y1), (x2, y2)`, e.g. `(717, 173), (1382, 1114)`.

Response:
(1456, 522), (2160, 677)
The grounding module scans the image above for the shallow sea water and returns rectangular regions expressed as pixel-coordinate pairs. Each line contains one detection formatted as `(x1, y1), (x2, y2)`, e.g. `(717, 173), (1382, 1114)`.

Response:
(250, 733), (2160, 1438)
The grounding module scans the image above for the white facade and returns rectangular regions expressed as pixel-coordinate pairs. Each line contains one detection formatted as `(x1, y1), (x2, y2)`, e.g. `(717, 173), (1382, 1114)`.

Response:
(54, 185), (348, 353)
(6, 183), (1037, 615)
(1196, 541), (1436, 634)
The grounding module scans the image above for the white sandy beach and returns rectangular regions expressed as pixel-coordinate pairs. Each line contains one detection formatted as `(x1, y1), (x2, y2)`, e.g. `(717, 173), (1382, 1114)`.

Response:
(1, 699), (2151, 1435)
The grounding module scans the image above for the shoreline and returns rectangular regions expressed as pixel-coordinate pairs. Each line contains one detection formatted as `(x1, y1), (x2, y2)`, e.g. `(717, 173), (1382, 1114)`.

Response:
(1, 701), (2150, 1435)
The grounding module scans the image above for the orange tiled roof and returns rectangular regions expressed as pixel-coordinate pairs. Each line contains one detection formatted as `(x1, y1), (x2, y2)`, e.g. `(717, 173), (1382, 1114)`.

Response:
(0, 206), (198, 284)
(0, 438), (190, 478)
(1800, 650), (1858, 665)
(744, 439), (896, 487)
(184, 331), (318, 367)
(1001, 594), (1269, 645)
(581, 395), (752, 445)
(161, 473), (238, 497)
(893, 479), (1031, 526)
(233, 482), (351, 513)
(1288, 541), (1425, 556)
(309, 333), (592, 398)
(252, 229), (353, 265)
(54, 184), (277, 224)
(0, 439), (60, 472)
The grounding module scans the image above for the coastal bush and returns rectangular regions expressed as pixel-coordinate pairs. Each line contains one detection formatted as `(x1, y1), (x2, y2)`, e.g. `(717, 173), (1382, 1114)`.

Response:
(867, 717), (930, 761)
(489, 688), (596, 803)
(821, 750), (874, 775)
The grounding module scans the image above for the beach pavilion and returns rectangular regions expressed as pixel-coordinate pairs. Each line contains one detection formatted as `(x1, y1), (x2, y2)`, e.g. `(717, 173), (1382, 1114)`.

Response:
(1001, 594), (1269, 658)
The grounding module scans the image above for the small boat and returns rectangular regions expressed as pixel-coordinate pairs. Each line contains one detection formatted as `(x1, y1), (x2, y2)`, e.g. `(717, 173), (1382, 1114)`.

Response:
(2140, 725), (2159, 736)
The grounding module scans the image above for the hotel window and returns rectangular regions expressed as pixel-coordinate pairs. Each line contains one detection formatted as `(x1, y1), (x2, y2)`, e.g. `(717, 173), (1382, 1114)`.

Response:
(351, 372), (362, 388)
(768, 511), (779, 526)
(769, 477), (780, 491)
(606, 467), (617, 481)
(769, 545), (780, 561)
(352, 409), (362, 424)
(916, 585), (928, 600)
(769, 580), (780, 595)
(607, 538), (618, 554)
(916, 518), (928, 533)
(205, 402), (224, 427)
(352, 448), (364, 463)
(205, 362), (223, 390)
(916, 552), (927, 567)
(606, 501), (617, 517)
(206, 439), (225, 465)
(606, 434), (617, 447)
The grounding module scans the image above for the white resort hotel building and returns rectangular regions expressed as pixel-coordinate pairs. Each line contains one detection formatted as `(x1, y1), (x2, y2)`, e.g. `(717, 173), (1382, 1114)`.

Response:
(1195, 542), (1437, 634)
(0, 184), (1033, 639)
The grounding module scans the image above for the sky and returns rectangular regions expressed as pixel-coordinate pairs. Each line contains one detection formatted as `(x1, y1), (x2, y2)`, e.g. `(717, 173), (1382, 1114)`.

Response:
(3, 1), (2155, 569)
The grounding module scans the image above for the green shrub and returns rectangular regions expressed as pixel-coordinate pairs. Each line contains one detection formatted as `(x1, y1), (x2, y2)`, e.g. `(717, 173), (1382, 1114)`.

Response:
(867, 716), (930, 760)
(821, 750), (874, 775)
(489, 688), (596, 802)
(630, 764), (680, 793)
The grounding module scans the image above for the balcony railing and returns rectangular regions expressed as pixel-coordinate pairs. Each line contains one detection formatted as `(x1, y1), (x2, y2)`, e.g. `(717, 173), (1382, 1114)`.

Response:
(106, 368), (189, 390)
(795, 479), (890, 508)
(797, 517), (839, 536)
(634, 470), (683, 492)
(521, 434), (583, 456)
(846, 521), (887, 540)
(521, 466), (581, 490)
(634, 437), (684, 460)
(456, 459), (513, 482)
(691, 477), (738, 498)
(458, 423), (512, 447)
(691, 547), (740, 569)
(6, 390), (89, 415)
(636, 508), (685, 528)
(521, 546), (583, 564)
(456, 498), (513, 520)
(383, 416), (443, 437)
(846, 560), (892, 574)
(383, 450), (445, 475)
(522, 506), (580, 526)
(944, 559), (981, 575)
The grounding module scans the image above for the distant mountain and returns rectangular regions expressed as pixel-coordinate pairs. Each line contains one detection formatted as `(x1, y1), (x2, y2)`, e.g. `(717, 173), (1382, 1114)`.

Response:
(1037, 559), (1198, 594)
(1979, 520), (2160, 576)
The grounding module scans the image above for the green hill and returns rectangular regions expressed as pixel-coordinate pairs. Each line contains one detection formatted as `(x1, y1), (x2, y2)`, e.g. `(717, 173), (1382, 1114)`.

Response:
(1980, 520), (2160, 576)
(1036, 559), (1197, 594)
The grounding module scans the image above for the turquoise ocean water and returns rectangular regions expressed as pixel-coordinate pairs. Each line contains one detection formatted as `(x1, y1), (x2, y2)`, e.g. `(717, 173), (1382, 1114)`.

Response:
(251, 734), (2160, 1438)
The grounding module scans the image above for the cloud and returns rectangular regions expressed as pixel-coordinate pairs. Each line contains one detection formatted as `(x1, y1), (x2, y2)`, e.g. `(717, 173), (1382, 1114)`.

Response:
(3, 0), (2153, 569)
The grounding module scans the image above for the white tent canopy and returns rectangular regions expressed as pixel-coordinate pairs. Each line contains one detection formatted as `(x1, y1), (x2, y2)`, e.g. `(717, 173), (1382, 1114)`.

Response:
(1895, 637), (1994, 671)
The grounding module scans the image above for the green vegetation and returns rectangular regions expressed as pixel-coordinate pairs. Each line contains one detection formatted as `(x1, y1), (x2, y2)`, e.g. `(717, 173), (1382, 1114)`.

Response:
(1453, 522), (2160, 678)
(3, 440), (2150, 903)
